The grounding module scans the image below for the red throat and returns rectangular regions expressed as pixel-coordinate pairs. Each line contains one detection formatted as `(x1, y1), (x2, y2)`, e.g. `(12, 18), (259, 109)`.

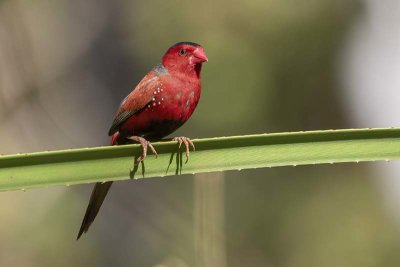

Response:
(194, 63), (202, 78)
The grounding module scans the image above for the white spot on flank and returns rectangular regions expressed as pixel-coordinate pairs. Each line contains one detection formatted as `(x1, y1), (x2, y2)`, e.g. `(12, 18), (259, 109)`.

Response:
(161, 88), (163, 92)
(161, 97), (164, 101)
(153, 91), (157, 94)
(153, 102), (156, 106)
(158, 101), (161, 105)
(147, 105), (150, 108)
(152, 97), (155, 101)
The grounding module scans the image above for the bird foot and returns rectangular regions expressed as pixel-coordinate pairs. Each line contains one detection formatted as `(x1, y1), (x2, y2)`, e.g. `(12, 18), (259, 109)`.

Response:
(126, 136), (158, 163)
(173, 136), (195, 162)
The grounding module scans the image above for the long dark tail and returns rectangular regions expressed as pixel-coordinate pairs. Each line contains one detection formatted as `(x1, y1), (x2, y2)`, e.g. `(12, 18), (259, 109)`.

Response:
(76, 182), (113, 239)
(77, 132), (121, 240)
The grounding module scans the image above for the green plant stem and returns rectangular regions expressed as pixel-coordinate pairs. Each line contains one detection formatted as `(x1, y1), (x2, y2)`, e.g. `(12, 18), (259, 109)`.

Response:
(1, 128), (400, 192)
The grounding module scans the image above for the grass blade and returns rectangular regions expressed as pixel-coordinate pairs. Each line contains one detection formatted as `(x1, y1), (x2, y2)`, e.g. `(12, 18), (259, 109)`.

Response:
(1, 128), (400, 191)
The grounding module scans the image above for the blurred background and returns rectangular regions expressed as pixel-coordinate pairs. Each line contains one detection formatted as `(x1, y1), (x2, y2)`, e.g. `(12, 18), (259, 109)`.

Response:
(1, 0), (400, 266)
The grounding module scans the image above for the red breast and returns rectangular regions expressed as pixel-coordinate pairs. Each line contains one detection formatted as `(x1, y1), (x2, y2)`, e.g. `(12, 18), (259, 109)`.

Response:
(111, 42), (208, 139)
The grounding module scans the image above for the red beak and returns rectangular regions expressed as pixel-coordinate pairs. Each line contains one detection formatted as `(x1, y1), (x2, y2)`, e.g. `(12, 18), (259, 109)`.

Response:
(193, 47), (208, 62)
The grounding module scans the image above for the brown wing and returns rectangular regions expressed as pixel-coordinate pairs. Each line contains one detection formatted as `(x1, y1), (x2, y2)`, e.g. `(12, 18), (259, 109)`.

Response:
(108, 71), (161, 136)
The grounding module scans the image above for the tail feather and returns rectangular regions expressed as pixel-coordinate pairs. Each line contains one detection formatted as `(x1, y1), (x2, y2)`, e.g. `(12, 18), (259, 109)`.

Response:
(77, 131), (121, 240)
(77, 181), (113, 240)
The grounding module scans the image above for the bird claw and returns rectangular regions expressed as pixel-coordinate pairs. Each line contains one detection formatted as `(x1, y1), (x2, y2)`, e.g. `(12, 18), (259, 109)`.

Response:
(126, 136), (158, 163)
(173, 136), (195, 162)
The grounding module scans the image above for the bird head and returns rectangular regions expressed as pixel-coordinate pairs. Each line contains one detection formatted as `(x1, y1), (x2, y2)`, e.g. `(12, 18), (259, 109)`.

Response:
(162, 42), (208, 77)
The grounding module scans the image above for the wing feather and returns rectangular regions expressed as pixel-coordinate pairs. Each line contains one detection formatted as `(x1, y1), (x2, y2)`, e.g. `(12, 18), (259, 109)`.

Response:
(108, 72), (161, 136)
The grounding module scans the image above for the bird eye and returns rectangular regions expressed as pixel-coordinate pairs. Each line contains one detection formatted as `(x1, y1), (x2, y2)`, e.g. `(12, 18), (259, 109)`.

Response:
(178, 48), (186, 56)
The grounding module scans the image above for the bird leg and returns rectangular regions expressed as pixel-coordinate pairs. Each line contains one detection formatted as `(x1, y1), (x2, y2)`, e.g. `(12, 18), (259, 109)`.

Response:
(173, 136), (195, 162)
(126, 136), (158, 162)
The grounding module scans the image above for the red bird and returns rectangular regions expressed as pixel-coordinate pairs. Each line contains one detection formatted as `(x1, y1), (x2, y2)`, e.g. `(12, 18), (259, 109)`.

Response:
(77, 42), (208, 239)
